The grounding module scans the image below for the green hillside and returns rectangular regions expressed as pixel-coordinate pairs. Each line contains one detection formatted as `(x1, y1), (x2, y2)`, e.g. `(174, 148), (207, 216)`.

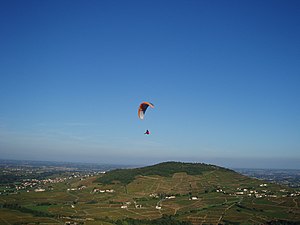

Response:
(97, 161), (231, 184)
(1, 161), (299, 225)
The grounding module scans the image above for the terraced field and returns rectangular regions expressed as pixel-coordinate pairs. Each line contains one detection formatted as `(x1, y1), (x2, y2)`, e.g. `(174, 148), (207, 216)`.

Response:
(0, 162), (299, 224)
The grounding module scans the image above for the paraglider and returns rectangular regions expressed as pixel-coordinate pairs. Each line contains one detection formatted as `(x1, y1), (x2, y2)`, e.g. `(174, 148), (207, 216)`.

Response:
(138, 102), (154, 120)
(138, 102), (154, 135)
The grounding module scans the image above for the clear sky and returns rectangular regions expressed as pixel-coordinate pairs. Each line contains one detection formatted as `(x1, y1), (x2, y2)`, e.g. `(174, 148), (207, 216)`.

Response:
(0, 0), (299, 169)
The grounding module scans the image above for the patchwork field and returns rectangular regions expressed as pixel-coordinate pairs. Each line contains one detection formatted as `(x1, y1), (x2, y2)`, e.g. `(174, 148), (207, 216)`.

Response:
(0, 162), (299, 224)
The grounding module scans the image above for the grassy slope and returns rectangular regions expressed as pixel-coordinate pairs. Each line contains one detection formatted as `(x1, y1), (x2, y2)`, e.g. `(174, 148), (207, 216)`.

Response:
(1, 161), (299, 225)
(96, 161), (231, 184)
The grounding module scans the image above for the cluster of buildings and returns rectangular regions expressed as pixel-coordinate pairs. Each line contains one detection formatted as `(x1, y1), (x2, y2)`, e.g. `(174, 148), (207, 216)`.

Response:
(0, 177), (68, 195)
(67, 185), (87, 191)
(0, 170), (104, 195)
(120, 200), (143, 209)
(91, 188), (115, 193)
(120, 193), (200, 211)
(216, 183), (300, 198)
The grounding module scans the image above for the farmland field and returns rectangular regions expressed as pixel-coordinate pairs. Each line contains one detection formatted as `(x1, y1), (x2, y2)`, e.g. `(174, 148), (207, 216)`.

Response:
(0, 161), (299, 224)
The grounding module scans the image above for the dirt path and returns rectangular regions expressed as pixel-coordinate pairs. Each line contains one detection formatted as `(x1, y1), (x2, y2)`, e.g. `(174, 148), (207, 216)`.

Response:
(217, 202), (236, 224)
(66, 190), (80, 202)
(293, 198), (298, 208)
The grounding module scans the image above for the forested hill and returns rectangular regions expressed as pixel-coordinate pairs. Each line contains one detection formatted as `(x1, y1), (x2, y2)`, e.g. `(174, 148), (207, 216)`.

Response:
(96, 161), (232, 184)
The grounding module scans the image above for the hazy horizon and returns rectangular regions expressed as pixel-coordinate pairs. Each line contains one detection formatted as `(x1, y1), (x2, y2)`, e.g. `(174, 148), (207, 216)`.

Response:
(1, 156), (299, 170)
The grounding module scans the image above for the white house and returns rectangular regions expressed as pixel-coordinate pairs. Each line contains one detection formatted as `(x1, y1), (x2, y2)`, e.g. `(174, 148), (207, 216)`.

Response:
(34, 188), (45, 192)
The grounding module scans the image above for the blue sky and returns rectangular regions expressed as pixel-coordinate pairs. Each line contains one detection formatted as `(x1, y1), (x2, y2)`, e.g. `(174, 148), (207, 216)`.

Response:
(0, 0), (299, 168)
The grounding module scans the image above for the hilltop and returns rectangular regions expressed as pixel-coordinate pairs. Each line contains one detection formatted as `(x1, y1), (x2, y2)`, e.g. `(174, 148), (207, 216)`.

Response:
(96, 161), (231, 184)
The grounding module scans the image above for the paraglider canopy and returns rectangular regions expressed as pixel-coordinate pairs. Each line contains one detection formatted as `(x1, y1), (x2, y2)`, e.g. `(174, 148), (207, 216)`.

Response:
(138, 102), (154, 119)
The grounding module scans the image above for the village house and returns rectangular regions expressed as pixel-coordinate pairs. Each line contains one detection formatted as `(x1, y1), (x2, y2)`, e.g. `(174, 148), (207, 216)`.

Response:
(165, 195), (176, 199)
(34, 188), (45, 192)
